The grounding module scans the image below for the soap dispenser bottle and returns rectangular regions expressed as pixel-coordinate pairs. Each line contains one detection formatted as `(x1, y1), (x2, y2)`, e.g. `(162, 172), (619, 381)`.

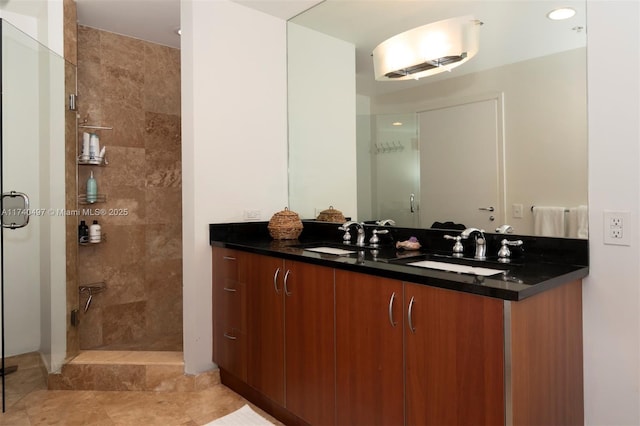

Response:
(86, 170), (97, 203)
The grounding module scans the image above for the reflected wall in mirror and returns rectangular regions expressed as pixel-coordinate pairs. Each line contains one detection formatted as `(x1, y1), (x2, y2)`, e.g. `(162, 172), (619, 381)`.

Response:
(288, 0), (588, 238)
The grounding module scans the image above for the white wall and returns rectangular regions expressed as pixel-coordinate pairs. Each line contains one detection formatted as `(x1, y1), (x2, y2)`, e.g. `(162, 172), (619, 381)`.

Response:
(181, 0), (289, 374)
(584, 1), (640, 424)
(287, 23), (357, 220)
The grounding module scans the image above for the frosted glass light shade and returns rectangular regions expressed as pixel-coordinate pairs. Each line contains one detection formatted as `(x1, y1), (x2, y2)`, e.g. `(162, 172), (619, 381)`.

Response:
(372, 15), (481, 81)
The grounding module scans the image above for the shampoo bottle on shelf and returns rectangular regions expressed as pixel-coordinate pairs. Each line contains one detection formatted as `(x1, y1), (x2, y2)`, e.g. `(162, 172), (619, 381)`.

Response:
(89, 133), (100, 160)
(89, 220), (101, 243)
(78, 220), (89, 244)
(86, 170), (97, 203)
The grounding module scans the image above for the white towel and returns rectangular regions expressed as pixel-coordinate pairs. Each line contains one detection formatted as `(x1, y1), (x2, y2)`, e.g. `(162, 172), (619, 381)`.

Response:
(204, 405), (275, 426)
(567, 205), (589, 239)
(533, 206), (566, 237)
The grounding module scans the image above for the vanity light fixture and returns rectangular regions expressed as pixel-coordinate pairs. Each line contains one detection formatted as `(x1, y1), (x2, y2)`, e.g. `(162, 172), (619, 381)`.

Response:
(547, 7), (576, 20)
(372, 15), (482, 81)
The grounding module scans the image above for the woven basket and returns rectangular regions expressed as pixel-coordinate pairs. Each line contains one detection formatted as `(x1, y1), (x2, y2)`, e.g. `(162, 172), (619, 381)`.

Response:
(268, 207), (303, 240)
(316, 206), (346, 223)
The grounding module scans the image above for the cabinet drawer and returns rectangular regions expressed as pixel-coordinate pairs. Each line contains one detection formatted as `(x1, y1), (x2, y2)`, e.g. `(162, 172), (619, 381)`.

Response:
(213, 321), (247, 381)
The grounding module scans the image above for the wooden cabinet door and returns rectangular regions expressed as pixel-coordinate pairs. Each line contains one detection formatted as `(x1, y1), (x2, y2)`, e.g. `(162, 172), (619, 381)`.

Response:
(212, 248), (247, 381)
(404, 282), (504, 426)
(335, 270), (404, 426)
(246, 253), (286, 405)
(284, 260), (336, 426)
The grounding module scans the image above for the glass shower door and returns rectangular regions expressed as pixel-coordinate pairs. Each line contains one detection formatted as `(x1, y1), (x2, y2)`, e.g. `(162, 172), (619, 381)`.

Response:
(1, 19), (68, 412)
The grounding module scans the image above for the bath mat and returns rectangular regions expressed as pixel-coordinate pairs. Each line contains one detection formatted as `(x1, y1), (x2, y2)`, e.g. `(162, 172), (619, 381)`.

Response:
(204, 404), (275, 425)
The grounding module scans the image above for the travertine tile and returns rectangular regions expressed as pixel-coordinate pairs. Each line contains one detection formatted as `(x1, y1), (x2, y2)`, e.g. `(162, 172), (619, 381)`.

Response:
(74, 26), (182, 350)
(101, 301), (147, 346)
(144, 45), (181, 116)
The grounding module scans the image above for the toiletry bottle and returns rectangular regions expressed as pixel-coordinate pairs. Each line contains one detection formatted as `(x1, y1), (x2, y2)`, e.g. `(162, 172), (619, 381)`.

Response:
(78, 220), (89, 244)
(89, 133), (100, 160)
(81, 132), (90, 161)
(86, 170), (97, 203)
(89, 220), (101, 243)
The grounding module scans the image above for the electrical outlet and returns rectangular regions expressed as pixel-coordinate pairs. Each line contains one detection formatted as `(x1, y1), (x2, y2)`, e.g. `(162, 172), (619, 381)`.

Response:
(604, 210), (630, 246)
(243, 209), (261, 221)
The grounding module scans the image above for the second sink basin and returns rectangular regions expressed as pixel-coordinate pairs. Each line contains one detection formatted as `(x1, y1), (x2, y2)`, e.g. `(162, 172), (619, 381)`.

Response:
(405, 260), (506, 277)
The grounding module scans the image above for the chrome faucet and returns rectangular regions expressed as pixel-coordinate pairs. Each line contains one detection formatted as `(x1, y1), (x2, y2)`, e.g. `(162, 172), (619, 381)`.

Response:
(460, 227), (487, 260)
(375, 219), (396, 226)
(339, 221), (366, 246)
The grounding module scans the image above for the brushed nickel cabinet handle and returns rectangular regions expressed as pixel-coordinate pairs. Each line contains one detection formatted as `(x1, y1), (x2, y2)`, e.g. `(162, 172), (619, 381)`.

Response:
(408, 296), (416, 334)
(273, 267), (281, 294)
(223, 256), (236, 261)
(388, 292), (397, 327)
(223, 332), (237, 340)
(223, 287), (237, 292)
(284, 269), (292, 296)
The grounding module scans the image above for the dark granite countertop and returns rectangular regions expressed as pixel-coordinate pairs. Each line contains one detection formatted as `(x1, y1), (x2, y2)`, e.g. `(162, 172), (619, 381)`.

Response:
(210, 221), (589, 301)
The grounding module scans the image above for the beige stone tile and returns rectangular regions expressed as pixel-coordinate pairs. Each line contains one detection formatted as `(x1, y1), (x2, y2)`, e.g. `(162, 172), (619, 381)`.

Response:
(23, 390), (114, 425)
(0, 406), (32, 425)
(78, 26), (101, 64)
(194, 369), (221, 391)
(102, 301), (147, 346)
(145, 223), (182, 261)
(102, 97), (146, 148)
(145, 151), (181, 189)
(100, 31), (144, 76)
(144, 112), (181, 151)
(92, 391), (193, 425)
(145, 187), (182, 224)
(145, 364), (191, 391)
(99, 146), (146, 191)
(178, 386), (250, 425)
(144, 45), (181, 116)
(70, 350), (182, 366)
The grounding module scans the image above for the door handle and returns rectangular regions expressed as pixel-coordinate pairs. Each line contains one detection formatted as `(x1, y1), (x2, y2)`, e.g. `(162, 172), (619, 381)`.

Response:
(478, 206), (495, 212)
(410, 193), (415, 213)
(388, 292), (397, 327)
(407, 296), (416, 334)
(2, 191), (30, 229)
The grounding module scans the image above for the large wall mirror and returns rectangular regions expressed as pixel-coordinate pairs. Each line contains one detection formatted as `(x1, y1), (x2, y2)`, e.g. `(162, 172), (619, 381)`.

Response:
(288, 0), (587, 238)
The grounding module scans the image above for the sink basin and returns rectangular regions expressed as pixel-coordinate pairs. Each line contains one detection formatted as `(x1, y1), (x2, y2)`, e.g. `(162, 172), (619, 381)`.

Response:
(405, 260), (506, 277)
(303, 246), (358, 256)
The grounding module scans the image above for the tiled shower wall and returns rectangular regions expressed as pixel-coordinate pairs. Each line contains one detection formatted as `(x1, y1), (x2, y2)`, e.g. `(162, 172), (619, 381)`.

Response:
(76, 26), (182, 350)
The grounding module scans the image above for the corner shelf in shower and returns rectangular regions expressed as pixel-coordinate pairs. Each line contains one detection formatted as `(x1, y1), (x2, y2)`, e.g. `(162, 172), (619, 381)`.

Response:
(79, 233), (107, 246)
(78, 194), (107, 204)
(77, 156), (108, 166)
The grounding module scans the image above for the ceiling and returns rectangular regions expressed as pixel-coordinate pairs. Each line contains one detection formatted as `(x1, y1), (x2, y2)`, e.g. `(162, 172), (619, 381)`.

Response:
(75, 0), (321, 49)
(75, 0), (586, 96)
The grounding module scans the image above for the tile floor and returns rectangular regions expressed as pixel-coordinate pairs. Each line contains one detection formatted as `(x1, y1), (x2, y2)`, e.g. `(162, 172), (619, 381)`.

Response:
(1, 352), (281, 425)
(1, 385), (280, 425)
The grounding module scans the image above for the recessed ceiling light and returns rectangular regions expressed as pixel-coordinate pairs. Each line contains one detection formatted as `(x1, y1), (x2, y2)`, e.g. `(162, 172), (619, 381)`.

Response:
(392, 122), (403, 126)
(547, 7), (576, 21)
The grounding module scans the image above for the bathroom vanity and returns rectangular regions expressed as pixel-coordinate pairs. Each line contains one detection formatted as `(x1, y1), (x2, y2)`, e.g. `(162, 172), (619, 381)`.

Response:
(210, 221), (587, 426)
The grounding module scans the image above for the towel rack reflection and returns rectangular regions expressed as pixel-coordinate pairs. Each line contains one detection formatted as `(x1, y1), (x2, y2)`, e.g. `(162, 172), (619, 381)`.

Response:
(530, 206), (570, 213)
